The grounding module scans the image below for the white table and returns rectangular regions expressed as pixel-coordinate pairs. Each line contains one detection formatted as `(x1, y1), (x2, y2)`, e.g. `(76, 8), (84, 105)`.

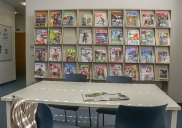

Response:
(1, 81), (181, 128)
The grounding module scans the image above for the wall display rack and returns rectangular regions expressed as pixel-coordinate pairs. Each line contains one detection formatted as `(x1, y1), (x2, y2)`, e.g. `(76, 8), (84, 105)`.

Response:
(34, 9), (171, 94)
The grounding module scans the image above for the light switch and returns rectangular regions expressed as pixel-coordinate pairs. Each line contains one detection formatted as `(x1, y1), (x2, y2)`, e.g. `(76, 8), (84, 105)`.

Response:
(30, 43), (34, 48)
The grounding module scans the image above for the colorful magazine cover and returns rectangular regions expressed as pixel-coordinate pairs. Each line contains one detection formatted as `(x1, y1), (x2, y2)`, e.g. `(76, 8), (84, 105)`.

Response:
(49, 30), (61, 44)
(143, 14), (154, 27)
(124, 65), (136, 80)
(159, 69), (168, 81)
(159, 32), (169, 46)
(49, 47), (61, 61)
(158, 51), (168, 63)
(79, 30), (91, 44)
(66, 49), (76, 62)
(110, 64), (122, 76)
(141, 30), (154, 45)
(49, 63), (61, 79)
(63, 13), (74, 26)
(64, 63), (74, 77)
(141, 65), (154, 81)
(156, 13), (169, 27)
(35, 13), (47, 27)
(81, 48), (92, 62)
(111, 30), (123, 45)
(34, 63), (46, 78)
(96, 30), (107, 44)
(128, 30), (139, 45)
(126, 12), (138, 27)
(35, 48), (46, 61)
(110, 48), (122, 63)
(79, 64), (91, 79)
(82, 14), (92, 27)
(95, 66), (107, 80)
(95, 50), (106, 62)
(95, 13), (106, 26)
(111, 12), (123, 27)
(141, 49), (153, 63)
(125, 47), (138, 63)
(36, 30), (47, 44)
(50, 12), (61, 27)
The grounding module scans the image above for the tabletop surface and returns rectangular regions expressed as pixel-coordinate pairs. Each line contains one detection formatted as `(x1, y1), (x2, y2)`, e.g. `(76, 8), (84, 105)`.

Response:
(1, 81), (181, 110)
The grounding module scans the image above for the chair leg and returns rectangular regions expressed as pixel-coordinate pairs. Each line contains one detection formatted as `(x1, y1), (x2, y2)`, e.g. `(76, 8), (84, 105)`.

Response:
(64, 109), (67, 122)
(75, 110), (78, 126)
(97, 113), (99, 128)
(103, 113), (104, 126)
(89, 107), (92, 127)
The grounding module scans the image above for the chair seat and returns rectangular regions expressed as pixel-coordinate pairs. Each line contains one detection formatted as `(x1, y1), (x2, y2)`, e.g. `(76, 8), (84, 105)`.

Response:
(99, 125), (115, 128)
(54, 120), (80, 128)
(49, 104), (80, 111)
(96, 108), (117, 115)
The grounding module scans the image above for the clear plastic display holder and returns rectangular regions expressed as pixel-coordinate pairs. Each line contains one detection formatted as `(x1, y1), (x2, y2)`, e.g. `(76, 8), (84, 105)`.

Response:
(125, 21), (140, 27)
(156, 38), (170, 46)
(140, 73), (154, 81)
(141, 38), (155, 46)
(110, 55), (123, 63)
(156, 56), (170, 64)
(125, 55), (139, 63)
(124, 72), (139, 81)
(125, 37), (139, 45)
(157, 20), (171, 28)
(141, 56), (154, 63)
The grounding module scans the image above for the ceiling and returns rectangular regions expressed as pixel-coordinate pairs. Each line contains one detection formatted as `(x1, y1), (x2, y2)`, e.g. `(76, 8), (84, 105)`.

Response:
(0, 0), (26, 16)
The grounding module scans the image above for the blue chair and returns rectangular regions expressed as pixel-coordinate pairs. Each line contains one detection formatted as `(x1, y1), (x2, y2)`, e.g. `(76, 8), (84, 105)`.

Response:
(96, 76), (133, 127)
(48, 74), (90, 126)
(36, 103), (80, 128)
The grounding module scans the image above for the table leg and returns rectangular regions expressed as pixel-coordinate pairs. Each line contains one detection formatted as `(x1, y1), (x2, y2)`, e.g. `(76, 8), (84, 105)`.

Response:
(6, 101), (11, 128)
(170, 110), (178, 128)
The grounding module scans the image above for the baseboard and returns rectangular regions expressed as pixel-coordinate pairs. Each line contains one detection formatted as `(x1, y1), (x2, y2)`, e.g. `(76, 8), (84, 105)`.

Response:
(0, 79), (16, 86)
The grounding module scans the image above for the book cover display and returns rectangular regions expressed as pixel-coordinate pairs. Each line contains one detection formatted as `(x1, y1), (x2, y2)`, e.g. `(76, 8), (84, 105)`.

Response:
(63, 13), (74, 26)
(128, 30), (139, 45)
(96, 30), (107, 44)
(79, 30), (91, 44)
(126, 12), (138, 27)
(79, 64), (91, 79)
(159, 69), (168, 81)
(82, 14), (92, 27)
(95, 13), (106, 26)
(49, 30), (61, 44)
(156, 13), (169, 27)
(110, 48), (122, 63)
(50, 12), (61, 27)
(49, 47), (61, 61)
(111, 12), (123, 27)
(49, 63), (61, 79)
(141, 30), (154, 45)
(64, 63), (75, 77)
(110, 64), (122, 76)
(111, 30), (123, 45)
(35, 48), (46, 61)
(143, 14), (154, 27)
(124, 65), (136, 80)
(95, 66), (107, 80)
(34, 63), (46, 78)
(81, 48), (92, 62)
(95, 50), (106, 62)
(125, 47), (138, 63)
(141, 49), (153, 63)
(36, 13), (47, 27)
(66, 49), (76, 62)
(159, 32), (169, 46)
(158, 51), (168, 63)
(36, 30), (47, 44)
(141, 65), (154, 81)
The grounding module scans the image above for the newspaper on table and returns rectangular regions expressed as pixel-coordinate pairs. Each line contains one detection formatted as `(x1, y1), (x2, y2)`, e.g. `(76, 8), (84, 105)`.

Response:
(82, 92), (129, 102)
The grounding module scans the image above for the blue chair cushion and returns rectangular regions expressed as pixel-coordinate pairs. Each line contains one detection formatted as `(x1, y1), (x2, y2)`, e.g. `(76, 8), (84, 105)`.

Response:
(96, 108), (117, 115)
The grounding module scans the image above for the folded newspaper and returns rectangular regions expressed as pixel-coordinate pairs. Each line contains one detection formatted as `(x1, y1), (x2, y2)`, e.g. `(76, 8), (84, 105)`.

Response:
(82, 92), (129, 102)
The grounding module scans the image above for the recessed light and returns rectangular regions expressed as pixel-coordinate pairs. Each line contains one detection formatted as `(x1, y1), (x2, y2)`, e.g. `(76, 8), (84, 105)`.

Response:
(15, 12), (18, 14)
(21, 2), (26, 6)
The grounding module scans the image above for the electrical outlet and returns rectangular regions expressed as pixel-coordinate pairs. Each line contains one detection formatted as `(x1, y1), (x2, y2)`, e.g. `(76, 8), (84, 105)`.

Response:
(31, 52), (34, 56)
(32, 80), (35, 84)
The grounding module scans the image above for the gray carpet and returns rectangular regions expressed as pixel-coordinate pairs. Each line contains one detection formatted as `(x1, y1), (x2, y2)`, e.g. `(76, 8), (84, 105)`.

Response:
(0, 75), (181, 128)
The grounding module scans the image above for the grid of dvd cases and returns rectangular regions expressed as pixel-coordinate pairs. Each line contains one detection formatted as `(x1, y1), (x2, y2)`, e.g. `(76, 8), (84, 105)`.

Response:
(34, 9), (171, 93)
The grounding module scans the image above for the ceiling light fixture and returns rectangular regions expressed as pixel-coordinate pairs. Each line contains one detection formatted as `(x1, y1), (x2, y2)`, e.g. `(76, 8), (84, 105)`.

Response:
(15, 12), (17, 14)
(21, 2), (26, 6)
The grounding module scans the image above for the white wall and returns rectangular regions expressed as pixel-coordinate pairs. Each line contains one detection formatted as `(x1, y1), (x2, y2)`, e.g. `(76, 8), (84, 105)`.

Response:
(15, 15), (25, 33)
(26, 0), (182, 102)
(0, 1), (16, 84)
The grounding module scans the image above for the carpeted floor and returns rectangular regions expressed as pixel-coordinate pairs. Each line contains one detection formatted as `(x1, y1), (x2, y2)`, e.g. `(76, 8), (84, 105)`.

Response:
(0, 75), (181, 128)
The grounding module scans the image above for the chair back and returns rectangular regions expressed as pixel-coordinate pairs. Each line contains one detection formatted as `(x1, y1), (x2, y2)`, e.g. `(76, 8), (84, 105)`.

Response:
(106, 76), (132, 83)
(115, 104), (167, 128)
(36, 103), (53, 128)
(64, 74), (87, 82)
